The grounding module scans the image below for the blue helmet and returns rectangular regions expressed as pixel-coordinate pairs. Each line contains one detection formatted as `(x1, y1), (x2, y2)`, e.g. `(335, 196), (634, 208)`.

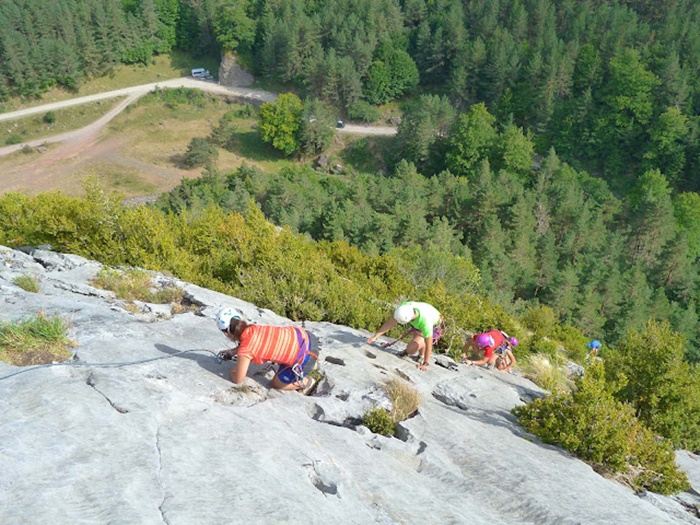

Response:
(587, 340), (602, 350)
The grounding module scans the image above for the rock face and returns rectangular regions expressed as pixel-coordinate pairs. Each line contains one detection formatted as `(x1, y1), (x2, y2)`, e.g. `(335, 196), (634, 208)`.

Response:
(1, 245), (699, 525)
(218, 52), (254, 87)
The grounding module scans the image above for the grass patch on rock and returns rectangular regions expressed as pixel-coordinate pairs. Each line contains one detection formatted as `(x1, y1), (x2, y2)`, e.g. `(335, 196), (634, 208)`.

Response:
(362, 378), (421, 437)
(12, 274), (40, 293)
(91, 267), (183, 304)
(384, 377), (421, 422)
(0, 313), (75, 366)
(521, 353), (573, 393)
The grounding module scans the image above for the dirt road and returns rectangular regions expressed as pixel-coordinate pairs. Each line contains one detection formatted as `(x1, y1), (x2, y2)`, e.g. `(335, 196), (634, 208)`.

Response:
(0, 78), (277, 123)
(0, 78), (396, 197)
(0, 78), (279, 157)
(0, 78), (396, 156)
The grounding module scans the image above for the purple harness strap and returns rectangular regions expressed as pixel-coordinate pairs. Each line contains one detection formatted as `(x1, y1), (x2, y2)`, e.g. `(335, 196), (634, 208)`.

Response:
(293, 327), (316, 365)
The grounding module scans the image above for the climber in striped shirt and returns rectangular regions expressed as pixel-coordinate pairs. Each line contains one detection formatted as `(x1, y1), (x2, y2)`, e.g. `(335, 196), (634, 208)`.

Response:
(215, 307), (319, 391)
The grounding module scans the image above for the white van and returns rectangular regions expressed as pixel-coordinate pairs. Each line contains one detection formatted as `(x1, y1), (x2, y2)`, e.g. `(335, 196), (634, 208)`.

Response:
(191, 68), (210, 79)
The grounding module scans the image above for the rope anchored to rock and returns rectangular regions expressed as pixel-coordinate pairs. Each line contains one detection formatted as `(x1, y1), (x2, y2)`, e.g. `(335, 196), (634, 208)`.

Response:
(0, 348), (224, 382)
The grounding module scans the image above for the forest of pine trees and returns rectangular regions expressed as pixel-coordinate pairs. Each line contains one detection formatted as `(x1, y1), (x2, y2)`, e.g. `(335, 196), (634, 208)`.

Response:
(4, 0), (700, 191)
(0, 0), (180, 96)
(3, 0), (700, 361)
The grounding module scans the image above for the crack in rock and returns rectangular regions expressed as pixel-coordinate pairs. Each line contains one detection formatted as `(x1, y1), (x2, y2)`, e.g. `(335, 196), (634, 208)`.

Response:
(155, 427), (172, 525)
(85, 373), (129, 414)
(50, 281), (114, 299)
(394, 369), (411, 382)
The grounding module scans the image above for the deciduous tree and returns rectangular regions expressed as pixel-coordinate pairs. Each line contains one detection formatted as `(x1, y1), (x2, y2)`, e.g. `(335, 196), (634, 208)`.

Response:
(258, 93), (304, 156)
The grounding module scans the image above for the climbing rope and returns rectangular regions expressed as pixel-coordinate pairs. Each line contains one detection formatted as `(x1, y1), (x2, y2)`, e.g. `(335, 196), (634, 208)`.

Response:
(0, 348), (223, 382)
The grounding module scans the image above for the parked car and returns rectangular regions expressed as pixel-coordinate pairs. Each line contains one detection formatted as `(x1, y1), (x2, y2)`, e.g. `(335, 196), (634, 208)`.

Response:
(336, 120), (345, 128)
(191, 68), (212, 79)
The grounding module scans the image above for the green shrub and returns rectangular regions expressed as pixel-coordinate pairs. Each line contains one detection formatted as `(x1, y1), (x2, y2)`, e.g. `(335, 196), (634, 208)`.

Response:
(605, 320), (700, 450)
(686, 345), (700, 364)
(513, 361), (689, 494)
(521, 305), (558, 337)
(0, 185), (587, 366)
(520, 335), (560, 362)
(184, 137), (219, 168)
(346, 101), (382, 123)
(237, 103), (255, 118)
(553, 324), (590, 363)
(43, 111), (56, 124)
(0, 312), (74, 366)
(147, 87), (208, 108)
(362, 406), (395, 436)
(12, 275), (40, 293)
(5, 133), (23, 145)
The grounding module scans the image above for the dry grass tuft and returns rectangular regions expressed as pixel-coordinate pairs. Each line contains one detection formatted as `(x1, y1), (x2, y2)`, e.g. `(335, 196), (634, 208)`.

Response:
(521, 353), (573, 393)
(384, 377), (421, 422)
(12, 274), (40, 293)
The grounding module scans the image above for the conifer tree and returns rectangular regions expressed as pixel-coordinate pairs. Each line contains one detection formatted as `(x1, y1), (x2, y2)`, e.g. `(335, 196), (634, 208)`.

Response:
(624, 169), (676, 268)
(446, 102), (497, 177)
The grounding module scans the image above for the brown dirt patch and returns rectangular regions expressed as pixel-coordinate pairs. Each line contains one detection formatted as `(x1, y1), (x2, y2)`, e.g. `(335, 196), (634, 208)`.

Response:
(2, 347), (72, 366)
(0, 128), (203, 199)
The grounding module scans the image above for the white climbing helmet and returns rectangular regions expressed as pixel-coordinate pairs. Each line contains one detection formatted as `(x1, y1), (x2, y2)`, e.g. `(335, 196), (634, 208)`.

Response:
(393, 303), (416, 325)
(216, 307), (243, 332)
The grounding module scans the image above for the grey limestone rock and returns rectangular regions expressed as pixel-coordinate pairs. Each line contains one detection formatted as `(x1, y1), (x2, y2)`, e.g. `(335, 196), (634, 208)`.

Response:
(0, 245), (697, 525)
(218, 52), (254, 87)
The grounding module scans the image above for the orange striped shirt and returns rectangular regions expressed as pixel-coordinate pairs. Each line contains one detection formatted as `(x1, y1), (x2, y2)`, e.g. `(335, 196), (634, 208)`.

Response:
(237, 325), (308, 366)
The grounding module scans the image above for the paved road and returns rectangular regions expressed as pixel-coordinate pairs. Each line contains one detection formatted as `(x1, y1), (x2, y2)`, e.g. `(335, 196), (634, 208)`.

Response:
(0, 78), (396, 156)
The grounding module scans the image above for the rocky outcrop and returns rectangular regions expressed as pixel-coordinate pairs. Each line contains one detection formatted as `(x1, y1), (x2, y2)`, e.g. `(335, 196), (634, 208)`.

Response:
(0, 245), (698, 525)
(218, 52), (254, 87)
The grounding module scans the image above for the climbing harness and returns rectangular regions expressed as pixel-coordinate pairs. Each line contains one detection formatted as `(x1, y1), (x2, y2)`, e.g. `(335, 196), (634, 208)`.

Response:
(291, 327), (318, 385)
(432, 318), (446, 343)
